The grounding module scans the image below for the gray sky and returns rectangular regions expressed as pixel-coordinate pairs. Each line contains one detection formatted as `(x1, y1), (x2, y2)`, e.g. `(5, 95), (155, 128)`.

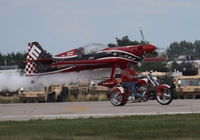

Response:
(0, 0), (200, 54)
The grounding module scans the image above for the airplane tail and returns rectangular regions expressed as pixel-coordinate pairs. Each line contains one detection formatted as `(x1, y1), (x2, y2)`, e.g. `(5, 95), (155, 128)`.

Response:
(25, 42), (52, 76)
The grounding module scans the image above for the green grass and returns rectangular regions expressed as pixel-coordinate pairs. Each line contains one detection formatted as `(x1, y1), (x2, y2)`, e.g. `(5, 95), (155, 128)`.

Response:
(0, 95), (20, 104)
(0, 114), (200, 140)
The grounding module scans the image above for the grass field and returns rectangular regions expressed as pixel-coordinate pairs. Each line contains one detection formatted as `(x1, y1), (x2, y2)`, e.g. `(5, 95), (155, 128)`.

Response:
(0, 95), (20, 104)
(0, 114), (200, 140)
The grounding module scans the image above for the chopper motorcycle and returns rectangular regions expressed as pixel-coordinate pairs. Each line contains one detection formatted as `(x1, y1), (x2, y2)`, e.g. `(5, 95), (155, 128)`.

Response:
(110, 72), (173, 106)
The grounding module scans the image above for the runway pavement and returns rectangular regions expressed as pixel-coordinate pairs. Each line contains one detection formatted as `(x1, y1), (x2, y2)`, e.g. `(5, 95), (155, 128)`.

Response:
(0, 99), (200, 121)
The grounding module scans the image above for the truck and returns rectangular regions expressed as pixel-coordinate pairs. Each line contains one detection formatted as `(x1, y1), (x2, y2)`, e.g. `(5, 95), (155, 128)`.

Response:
(18, 85), (45, 103)
(18, 84), (68, 103)
(18, 80), (111, 103)
(46, 84), (68, 102)
(174, 74), (200, 99)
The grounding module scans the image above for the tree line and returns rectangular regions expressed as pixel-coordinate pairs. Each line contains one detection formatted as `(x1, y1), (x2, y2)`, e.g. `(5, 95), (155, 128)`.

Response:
(0, 36), (200, 73)
(0, 52), (26, 69)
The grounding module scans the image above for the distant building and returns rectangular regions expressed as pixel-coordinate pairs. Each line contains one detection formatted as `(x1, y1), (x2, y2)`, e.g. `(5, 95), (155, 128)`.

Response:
(168, 55), (200, 67)
(0, 65), (24, 76)
(0, 65), (18, 70)
(171, 70), (182, 77)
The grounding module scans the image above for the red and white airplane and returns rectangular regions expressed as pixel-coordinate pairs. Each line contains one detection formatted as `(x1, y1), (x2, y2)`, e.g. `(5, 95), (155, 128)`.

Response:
(24, 41), (163, 87)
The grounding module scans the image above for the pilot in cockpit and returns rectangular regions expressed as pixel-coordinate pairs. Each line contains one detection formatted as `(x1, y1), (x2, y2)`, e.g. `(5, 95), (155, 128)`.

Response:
(77, 47), (84, 57)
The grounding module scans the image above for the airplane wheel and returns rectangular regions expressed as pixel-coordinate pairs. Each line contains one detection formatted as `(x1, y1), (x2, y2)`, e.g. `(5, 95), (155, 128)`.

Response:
(110, 90), (126, 106)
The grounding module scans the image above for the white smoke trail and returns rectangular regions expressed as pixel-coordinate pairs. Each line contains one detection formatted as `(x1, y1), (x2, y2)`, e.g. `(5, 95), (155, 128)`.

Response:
(0, 72), (32, 91)
(34, 68), (112, 86)
(0, 68), (112, 91)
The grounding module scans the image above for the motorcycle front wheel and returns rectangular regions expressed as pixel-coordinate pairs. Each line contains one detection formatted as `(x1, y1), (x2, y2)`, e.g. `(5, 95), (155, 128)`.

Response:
(156, 87), (173, 105)
(110, 90), (126, 106)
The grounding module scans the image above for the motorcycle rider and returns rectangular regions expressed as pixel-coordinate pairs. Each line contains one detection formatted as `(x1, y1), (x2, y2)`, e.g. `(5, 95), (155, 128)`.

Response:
(121, 63), (142, 101)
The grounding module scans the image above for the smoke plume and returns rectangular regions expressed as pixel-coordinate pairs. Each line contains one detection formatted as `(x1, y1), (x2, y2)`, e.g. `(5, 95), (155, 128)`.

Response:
(0, 68), (112, 91)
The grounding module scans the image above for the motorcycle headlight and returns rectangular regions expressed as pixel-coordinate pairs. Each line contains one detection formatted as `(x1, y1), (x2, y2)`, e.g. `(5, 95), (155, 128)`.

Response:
(153, 77), (157, 81)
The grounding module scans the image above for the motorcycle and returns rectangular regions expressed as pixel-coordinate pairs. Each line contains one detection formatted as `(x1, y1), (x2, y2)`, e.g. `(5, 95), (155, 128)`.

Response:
(110, 72), (173, 106)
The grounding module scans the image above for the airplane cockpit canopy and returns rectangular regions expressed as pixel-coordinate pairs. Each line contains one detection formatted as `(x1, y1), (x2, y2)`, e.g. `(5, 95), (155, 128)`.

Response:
(54, 43), (108, 59)
(78, 43), (108, 55)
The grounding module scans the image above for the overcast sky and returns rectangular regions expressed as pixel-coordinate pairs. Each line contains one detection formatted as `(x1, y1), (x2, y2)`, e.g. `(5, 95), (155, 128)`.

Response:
(0, 0), (200, 54)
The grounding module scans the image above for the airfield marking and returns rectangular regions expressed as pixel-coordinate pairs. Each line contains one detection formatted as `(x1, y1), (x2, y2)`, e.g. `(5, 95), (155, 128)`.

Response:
(0, 104), (87, 116)
(51, 106), (86, 114)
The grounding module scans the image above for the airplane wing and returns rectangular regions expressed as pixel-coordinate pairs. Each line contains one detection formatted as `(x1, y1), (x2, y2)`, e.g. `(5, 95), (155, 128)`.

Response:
(24, 57), (164, 67)
(22, 58), (52, 63)
(49, 58), (119, 66)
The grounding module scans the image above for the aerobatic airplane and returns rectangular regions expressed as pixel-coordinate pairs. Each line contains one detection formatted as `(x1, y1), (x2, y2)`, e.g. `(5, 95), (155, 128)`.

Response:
(23, 41), (163, 87)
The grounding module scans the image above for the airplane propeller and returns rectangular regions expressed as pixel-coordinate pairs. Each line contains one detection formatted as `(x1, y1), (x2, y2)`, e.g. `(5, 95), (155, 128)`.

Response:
(137, 27), (164, 66)
(139, 27), (165, 56)
(139, 27), (145, 42)
(138, 27), (147, 66)
(139, 27), (148, 45)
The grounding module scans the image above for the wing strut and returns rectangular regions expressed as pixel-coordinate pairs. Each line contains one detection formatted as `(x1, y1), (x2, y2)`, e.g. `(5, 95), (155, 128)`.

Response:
(98, 64), (118, 88)
(110, 64), (117, 79)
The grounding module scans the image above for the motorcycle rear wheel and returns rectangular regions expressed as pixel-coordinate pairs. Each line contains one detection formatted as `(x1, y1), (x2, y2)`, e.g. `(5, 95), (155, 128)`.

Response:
(156, 87), (173, 105)
(110, 90), (126, 106)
